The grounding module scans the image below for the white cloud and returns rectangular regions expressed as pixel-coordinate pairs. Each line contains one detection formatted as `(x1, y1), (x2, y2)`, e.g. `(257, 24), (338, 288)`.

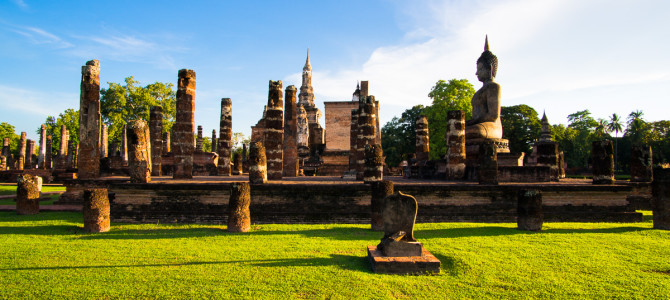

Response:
(6, 24), (73, 49)
(0, 85), (78, 117)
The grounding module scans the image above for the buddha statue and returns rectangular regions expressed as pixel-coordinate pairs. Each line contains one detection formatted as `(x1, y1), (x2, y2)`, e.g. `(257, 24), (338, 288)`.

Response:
(465, 36), (503, 140)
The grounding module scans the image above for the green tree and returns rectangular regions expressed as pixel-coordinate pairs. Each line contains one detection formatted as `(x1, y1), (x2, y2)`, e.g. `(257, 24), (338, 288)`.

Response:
(607, 113), (623, 171)
(566, 110), (599, 168)
(625, 110), (650, 145)
(381, 105), (426, 166)
(424, 79), (475, 160)
(40, 108), (79, 158)
(500, 105), (541, 156)
(100, 77), (176, 146)
(0, 122), (21, 157)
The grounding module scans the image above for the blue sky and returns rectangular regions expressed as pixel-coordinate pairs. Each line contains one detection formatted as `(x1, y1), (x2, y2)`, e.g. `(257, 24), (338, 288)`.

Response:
(1, 0), (669, 142)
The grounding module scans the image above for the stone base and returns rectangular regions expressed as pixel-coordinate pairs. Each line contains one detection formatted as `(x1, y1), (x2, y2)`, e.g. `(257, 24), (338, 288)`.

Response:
(367, 245), (440, 275)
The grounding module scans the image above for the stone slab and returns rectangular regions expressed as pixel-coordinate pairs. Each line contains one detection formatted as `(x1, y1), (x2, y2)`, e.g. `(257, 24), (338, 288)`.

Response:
(367, 245), (440, 275)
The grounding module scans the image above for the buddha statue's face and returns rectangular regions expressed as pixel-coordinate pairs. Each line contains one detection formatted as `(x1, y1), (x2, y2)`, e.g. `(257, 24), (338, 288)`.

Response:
(476, 62), (492, 82)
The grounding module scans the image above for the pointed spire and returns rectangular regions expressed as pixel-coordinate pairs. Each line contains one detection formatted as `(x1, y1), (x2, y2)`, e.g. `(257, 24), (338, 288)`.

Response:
(541, 110), (548, 122)
(304, 48), (311, 70)
(484, 35), (489, 51)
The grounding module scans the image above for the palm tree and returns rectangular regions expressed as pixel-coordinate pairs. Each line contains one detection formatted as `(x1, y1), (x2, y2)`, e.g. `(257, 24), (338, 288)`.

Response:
(596, 119), (609, 139)
(608, 114), (622, 172)
(627, 110), (646, 144)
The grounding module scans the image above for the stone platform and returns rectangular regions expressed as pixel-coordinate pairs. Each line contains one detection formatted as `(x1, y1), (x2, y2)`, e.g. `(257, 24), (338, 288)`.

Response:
(367, 245), (441, 275)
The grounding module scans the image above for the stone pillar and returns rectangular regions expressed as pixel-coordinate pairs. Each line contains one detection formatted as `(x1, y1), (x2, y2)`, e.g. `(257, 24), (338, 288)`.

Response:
(248, 141), (267, 184)
(218, 98), (233, 176)
(0, 156), (6, 171)
(173, 69), (196, 179)
(478, 142), (498, 185)
(652, 168), (670, 230)
(163, 132), (171, 154)
(349, 109), (359, 171)
(59, 125), (68, 157)
(446, 110), (466, 180)
(17, 132), (26, 170)
(296, 105), (309, 149)
(108, 141), (118, 157)
(264, 80), (284, 180)
(356, 96), (377, 180)
(100, 123), (108, 158)
(364, 144), (384, 183)
(415, 115), (429, 161)
(559, 151), (566, 179)
(371, 180), (393, 231)
(228, 182), (251, 232)
(232, 153), (243, 175)
(517, 190), (543, 231)
(536, 142), (559, 181)
(38, 124), (46, 168)
(25, 139), (35, 169)
(242, 143), (249, 174)
(2, 138), (10, 170)
(83, 188), (110, 233)
(77, 59), (101, 179)
(283, 86), (298, 177)
(45, 135), (52, 169)
(631, 145), (653, 182)
(211, 130), (217, 153)
(67, 140), (75, 169)
(150, 106), (163, 176)
(126, 120), (152, 183)
(16, 174), (40, 215)
(592, 140), (614, 184)
(196, 125), (203, 152)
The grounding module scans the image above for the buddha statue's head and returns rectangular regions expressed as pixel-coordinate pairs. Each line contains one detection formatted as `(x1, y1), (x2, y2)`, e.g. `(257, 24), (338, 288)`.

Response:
(476, 36), (498, 82)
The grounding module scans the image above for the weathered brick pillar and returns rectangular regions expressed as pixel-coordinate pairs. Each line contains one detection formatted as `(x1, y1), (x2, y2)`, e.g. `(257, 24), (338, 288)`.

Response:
(356, 96), (377, 180)
(592, 140), (614, 184)
(0, 156), (6, 171)
(517, 189), (543, 231)
(100, 123), (108, 158)
(67, 140), (76, 169)
(631, 145), (653, 182)
(536, 142), (559, 181)
(228, 182), (251, 232)
(38, 124), (46, 168)
(196, 125), (203, 152)
(264, 80), (284, 180)
(296, 105), (309, 149)
(57, 125), (68, 168)
(77, 59), (101, 179)
(283, 86), (298, 177)
(16, 174), (40, 215)
(478, 142), (498, 185)
(173, 69), (196, 179)
(652, 168), (670, 230)
(211, 130), (217, 153)
(242, 143), (249, 174)
(232, 153), (243, 175)
(163, 132), (170, 154)
(218, 98), (232, 176)
(83, 188), (110, 233)
(26, 140), (35, 169)
(446, 110), (466, 180)
(371, 180), (393, 231)
(126, 120), (152, 183)
(416, 115), (429, 161)
(248, 141), (267, 184)
(108, 141), (118, 157)
(349, 109), (359, 172)
(2, 138), (10, 170)
(559, 151), (566, 179)
(17, 132), (26, 170)
(364, 144), (384, 183)
(149, 106), (163, 176)
(122, 124), (129, 162)
(45, 135), (52, 169)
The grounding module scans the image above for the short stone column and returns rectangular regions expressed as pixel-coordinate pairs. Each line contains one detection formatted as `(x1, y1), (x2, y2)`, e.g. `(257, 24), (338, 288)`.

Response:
(517, 190), (543, 231)
(16, 174), (40, 215)
(364, 144), (384, 183)
(45, 135), (52, 169)
(264, 80), (284, 180)
(446, 110), (466, 180)
(478, 142), (498, 185)
(38, 124), (47, 168)
(150, 106), (163, 176)
(349, 109), (359, 172)
(211, 130), (217, 153)
(196, 125), (203, 152)
(232, 153), (243, 175)
(652, 168), (670, 230)
(173, 69), (196, 179)
(17, 132), (26, 170)
(218, 98), (233, 176)
(283, 86), (299, 177)
(415, 115), (429, 161)
(100, 123), (108, 158)
(126, 120), (152, 183)
(631, 145), (653, 182)
(248, 142), (267, 184)
(82, 188), (110, 233)
(536, 142), (559, 181)
(371, 180), (393, 231)
(26, 140), (35, 169)
(77, 59), (102, 179)
(592, 140), (614, 184)
(228, 182), (251, 232)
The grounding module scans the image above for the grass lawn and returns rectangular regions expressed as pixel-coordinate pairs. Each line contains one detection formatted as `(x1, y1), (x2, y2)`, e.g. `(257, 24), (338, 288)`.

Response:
(1, 211), (669, 299)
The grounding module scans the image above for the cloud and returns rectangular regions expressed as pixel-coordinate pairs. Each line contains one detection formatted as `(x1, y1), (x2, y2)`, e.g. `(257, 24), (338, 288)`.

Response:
(11, 0), (28, 9)
(4, 24), (73, 49)
(0, 85), (77, 117)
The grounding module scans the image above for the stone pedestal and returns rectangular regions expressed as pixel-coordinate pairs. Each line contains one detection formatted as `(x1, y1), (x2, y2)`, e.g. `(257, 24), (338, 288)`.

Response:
(592, 140), (614, 184)
(16, 174), (40, 215)
(367, 246), (441, 275)
(363, 144), (384, 183)
(652, 168), (670, 230)
(249, 142), (267, 184)
(415, 115), (429, 162)
(83, 188), (110, 233)
(631, 145), (652, 182)
(127, 120), (152, 183)
(465, 138), (508, 180)
(218, 98), (232, 176)
(446, 110), (466, 180)
(478, 142), (498, 185)
(228, 182), (251, 232)
(370, 180), (393, 231)
(173, 69), (195, 179)
(77, 59), (101, 179)
(517, 190), (542, 231)
(265, 80), (284, 180)
(150, 106), (163, 176)
(536, 141), (559, 181)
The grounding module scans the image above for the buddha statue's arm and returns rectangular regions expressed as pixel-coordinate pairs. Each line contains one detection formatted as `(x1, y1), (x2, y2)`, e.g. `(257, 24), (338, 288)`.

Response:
(481, 83), (501, 123)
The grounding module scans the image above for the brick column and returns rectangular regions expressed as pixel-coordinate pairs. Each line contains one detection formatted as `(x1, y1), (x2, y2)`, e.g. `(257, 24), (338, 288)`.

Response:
(416, 115), (429, 161)
(173, 69), (196, 179)
(264, 80), (284, 180)
(127, 120), (152, 183)
(45, 135), (52, 170)
(283, 86), (298, 177)
(83, 188), (110, 233)
(211, 130), (217, 153)
(100, 123), (108, 159)
(38, 124), (46, 168)
(163, 132), (170, 154)
(356, 96), (376, 180)
(592, 140), (614, 184)
(196, 125), (203, 152)
(228, 182), (251, 232)
(218, 98), (232, 176)
(26, 139), (35, 169)
(517, 190), (543, 231)
(371, 180), (393, 231)
(16, 174), (40, 215)
(536, 142), (559, 181)
(232, 153), (243, 175)
(77, 59), (101, 179)
(2, 138), (10, 170)
(631, 145), (653, 182)
(149, 106), (163, 176)
(349, 109), (358, 172)
(364, 144), (384, 183)
(121, 125), (128, 163)
(652, 168), (670, 230)
(249, 141), (267, 184)
(446, 110), (466, 180)
(17, 132), (26, 170)
(478, 142), (498, 185)
(67, 140), (75, 169)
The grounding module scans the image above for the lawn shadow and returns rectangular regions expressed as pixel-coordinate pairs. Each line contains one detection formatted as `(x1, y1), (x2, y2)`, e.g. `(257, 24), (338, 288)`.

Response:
(0, 212), (81, 223)
(0, 225), (81, 236)
(79, 227), (225, 240)
(416, 225), (652, 239)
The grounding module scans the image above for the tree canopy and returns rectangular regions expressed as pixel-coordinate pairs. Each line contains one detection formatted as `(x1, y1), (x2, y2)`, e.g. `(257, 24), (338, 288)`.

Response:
(381, 105), (425, 166)
(500, 105), (541, 156)
(0, 122), (21, 157)
(424, 79), (475, 160)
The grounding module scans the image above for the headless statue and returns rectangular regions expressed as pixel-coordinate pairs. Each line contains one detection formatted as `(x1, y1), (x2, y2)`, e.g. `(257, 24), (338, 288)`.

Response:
(465, 36), (503, 140)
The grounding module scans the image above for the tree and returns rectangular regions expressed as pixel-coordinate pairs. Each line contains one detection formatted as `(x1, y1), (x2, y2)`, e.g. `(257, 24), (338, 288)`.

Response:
(500, 105), (541, 156)
(100, 77), (176, 146)
(40, 108), (79, 158)
(625, 110), (649, 145)
(424, 79), (475, 160)
(0, 122), (21, 157)
(381, 105), (426, 166)
(566, 110), (599, 168)
(607, 113), (623, 171)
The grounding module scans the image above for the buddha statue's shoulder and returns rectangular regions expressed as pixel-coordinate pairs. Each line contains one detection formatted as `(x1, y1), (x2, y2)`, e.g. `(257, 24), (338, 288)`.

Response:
(481, 81), (500, 97)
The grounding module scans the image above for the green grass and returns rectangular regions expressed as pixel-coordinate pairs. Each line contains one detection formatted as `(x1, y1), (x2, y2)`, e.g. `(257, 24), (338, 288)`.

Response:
(1, 212), (669, 299)
(0, 184), (65, 205)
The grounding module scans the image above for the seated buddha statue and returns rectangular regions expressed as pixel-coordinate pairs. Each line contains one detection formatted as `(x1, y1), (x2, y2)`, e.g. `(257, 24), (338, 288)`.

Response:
(465, 36), (503, 140)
